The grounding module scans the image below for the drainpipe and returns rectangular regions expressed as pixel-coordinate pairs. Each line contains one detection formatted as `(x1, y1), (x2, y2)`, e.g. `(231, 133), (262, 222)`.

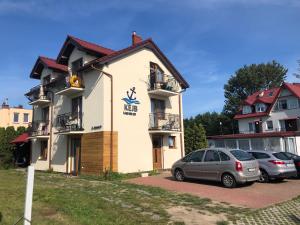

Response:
(179, 88), (186, 157)
(91, 65), (114, 171)
(48, 90), (55, 171)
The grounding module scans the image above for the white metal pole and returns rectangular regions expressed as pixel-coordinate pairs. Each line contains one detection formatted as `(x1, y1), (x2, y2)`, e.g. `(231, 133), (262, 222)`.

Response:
(24, 166), (35, 225)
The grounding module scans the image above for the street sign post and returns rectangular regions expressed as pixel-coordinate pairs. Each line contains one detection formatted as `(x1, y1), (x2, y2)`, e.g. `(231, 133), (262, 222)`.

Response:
(24, 166), (34, 225)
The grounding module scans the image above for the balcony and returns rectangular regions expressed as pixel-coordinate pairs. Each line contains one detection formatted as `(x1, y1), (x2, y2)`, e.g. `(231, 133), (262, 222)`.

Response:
(56, 112), (84, 135)
(149, 113), (181, 133)
(27, 85), (51, 106)
(56, 75), (84, 97)
(148, 73), (180, 97)
(28, 120), (50, 139)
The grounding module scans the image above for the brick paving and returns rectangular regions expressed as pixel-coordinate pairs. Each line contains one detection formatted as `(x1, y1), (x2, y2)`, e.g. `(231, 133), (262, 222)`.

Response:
(129, 172), (300, 208)
(234, 197), (300, 225)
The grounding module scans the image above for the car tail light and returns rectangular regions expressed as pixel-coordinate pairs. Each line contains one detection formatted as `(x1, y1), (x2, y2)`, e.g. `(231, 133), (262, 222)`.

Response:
(269, 160), (285, 165)
(235, 161), (243, 172)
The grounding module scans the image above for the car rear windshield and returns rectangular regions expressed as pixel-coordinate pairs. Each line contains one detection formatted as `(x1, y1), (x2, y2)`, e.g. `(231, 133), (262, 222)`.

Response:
(273, 152), (290, 160)
(230, 150), (255, 161)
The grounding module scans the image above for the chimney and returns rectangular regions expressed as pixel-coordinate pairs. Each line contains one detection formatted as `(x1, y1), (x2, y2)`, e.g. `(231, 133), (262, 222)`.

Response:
(2, 98), (9, 109)
(132, 31), (143, 45)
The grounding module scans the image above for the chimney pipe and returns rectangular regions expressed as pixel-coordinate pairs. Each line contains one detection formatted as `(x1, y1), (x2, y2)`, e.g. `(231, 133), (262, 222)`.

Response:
(132, 31), (143, 45)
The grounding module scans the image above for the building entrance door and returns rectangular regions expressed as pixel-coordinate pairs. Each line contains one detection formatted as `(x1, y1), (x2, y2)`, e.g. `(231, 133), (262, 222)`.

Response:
(152, 136), (163, 170)
(70, 137), (81, 176)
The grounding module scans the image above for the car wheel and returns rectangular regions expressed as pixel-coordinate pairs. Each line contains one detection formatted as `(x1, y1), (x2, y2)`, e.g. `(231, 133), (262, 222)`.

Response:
(222, 173), (236, 188)
(174, 169), (185, 181)
(258, 169), (269, 183)
(276, 178), (284, 182)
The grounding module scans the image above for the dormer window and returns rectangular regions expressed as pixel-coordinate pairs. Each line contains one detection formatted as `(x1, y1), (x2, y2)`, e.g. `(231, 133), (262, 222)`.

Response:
(255, 103), (266, 112)
(242, 105), (252, 114)
(71, 58), (83, 75)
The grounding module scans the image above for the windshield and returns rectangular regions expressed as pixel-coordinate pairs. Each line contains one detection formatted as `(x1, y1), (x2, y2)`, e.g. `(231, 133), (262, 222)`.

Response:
(273, 152), (290, 160)
(230, 150), (255, 161)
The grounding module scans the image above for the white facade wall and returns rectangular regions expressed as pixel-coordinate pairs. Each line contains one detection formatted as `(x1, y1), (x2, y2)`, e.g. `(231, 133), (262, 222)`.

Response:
(102, 48), (183, 173)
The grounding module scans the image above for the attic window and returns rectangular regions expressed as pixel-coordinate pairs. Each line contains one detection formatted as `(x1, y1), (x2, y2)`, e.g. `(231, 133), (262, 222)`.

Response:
(71, 58), (83, 75)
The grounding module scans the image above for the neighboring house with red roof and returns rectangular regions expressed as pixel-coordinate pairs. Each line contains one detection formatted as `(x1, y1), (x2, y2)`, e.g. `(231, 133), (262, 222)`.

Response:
(208, 82), (300, 155)
(25, 32), (189, 175)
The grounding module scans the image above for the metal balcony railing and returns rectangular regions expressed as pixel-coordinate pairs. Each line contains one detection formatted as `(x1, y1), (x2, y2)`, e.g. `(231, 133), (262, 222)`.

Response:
(148, 73), (180, 93)
(26, 85), (51, 103)
(29, 120), (50, 136)
(149, 113), (181, 131)
(56, 112), (83, 133)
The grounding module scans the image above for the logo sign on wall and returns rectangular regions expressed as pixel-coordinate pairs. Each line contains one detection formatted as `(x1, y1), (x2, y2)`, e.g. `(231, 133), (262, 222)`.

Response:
(122, 87), (140, 116)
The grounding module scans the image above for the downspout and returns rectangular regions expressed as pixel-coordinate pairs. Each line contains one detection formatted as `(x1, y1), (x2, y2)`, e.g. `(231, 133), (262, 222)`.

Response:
(48, 90), (54, 170)
(91, 65), (114, 171)
(179, 89), (186, 157)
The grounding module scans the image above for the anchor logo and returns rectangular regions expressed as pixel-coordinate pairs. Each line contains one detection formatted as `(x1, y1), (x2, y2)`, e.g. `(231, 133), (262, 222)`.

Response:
(122, 87), (140, 105)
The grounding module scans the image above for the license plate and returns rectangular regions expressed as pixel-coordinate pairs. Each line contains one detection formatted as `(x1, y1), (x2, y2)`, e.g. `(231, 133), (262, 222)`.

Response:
(286, 163), (294, 167)
(248, 168), (255, 172)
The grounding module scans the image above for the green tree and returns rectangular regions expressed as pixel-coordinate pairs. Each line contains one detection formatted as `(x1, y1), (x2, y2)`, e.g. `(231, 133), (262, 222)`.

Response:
(223, 60), (287, 116)
(184, 122), (208, 154)
(0, 126), (23, 168)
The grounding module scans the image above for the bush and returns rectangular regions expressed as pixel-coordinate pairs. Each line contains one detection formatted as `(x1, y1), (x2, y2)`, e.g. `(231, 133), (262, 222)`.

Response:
(0, 126), (27, 169)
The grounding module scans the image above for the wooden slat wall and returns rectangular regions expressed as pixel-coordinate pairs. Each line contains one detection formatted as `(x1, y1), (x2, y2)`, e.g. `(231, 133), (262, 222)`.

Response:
(81, 131), (118, 175)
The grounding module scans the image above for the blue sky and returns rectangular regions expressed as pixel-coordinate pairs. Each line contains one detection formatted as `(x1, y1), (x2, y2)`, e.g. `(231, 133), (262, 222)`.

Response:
(0, 0), (300, 118)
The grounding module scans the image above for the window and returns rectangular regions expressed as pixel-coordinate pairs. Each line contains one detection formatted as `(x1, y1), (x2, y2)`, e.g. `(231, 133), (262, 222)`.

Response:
(238, 139), (250, 150)
(288, 98), (298, 109)
(43, 75), (51, 85)
(278, 99), (287, 110)
(225, 140), (237, 149)
(23, 113), (29, 123)
(215, 140), (225, 148)
(255, 103), (266, 112)
(266, 121), (273, 130)
(168, 136), (176, 148)
(242, 105), (252, 114)
(251, 139), (264, 150)
(248, 122), (254, 132)
(204, 150), (220, 162)
(13, 113), (19, 123)
(40, 141), (48, 160)
(250, 152), (270, 159)
(71, 58), (83, 75)
(189, 150), (205, 162)
(230, 150), (254, 161)
(273, 152), (290, 160)
(219, 151), (231, 161)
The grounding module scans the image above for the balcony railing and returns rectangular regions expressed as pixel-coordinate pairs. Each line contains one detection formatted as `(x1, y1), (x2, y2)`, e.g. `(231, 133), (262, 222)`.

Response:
(148, 73), (180, 96)
(56, 112), (83, 133)
(149, 113), (181, 132)
(26, 85), (51, 105)
(29, 120), (50, 137)
(55, 75), (85, 96)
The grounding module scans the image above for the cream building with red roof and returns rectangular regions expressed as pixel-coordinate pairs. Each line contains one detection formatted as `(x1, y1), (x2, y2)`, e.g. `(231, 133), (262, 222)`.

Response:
(25, 32), (189, 174)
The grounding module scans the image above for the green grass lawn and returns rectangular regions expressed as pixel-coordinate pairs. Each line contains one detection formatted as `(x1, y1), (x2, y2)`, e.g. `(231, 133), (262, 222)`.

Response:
(0, 169), (247, 225)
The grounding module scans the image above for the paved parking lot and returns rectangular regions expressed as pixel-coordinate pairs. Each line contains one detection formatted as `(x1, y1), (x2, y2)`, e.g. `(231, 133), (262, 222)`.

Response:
(129, 172), (300, 208)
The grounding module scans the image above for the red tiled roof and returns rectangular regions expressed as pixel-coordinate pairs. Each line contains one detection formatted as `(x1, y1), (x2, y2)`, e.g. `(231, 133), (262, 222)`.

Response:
(10, 133), (29, 144)
(68, 35), (115, 55)
(80, 38), (190, 89)
(283, 83), (300, 98)
(39, 56), (68, 72)
(234, 83), (300, 120)
(207, 131), (299, 140)
(30, 56), (68, 79)
(244, 87), (280, 105)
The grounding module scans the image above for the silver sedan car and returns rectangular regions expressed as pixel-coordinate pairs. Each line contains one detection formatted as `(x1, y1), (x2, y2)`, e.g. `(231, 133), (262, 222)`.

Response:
(171, 148), (260, 188)
(248, 150), (297, 182)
